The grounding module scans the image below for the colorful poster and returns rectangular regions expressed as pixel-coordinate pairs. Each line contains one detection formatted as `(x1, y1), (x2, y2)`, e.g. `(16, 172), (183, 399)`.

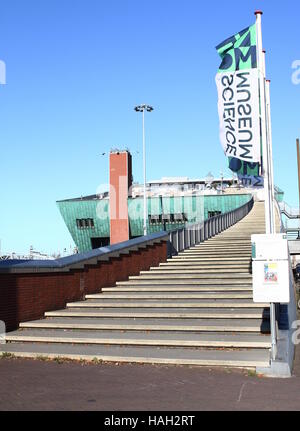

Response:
(264, 263), (278, 284)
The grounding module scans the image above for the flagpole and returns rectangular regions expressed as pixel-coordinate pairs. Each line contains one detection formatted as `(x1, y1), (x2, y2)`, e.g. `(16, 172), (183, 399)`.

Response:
(265, 77), (276, 232)
(255, 10), (277, 361)
(262, 49), (276, 233)
(255, 10), (272, 234)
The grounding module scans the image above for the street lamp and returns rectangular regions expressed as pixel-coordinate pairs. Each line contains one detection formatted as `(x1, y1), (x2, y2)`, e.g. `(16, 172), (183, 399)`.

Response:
(134, 104), (154, 236)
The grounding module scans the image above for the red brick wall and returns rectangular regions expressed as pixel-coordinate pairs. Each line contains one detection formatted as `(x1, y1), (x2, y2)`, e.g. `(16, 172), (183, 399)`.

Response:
(0, 241), (167, 332)
(109, 151), (132, 245)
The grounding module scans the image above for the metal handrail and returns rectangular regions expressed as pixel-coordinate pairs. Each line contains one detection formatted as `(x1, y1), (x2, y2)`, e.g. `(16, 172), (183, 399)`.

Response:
(279, 202), (300, 219)
(167, 197), (254, 257)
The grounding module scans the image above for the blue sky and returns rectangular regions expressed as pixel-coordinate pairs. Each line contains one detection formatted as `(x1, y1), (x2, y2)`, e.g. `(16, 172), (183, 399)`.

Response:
(0, 0), (299, 254)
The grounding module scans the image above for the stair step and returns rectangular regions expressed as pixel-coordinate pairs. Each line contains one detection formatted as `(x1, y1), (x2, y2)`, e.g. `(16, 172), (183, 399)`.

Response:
(66, 300), (268, 309)
(101, 286), (252, 292)
(116, 280), (252, 286)
(194, 245), (252, 248)
(167, 258), (251, 262)
(45, 308), (268, 319)
(191, 250), (251, 254)
(19, 317), (268, 332)
(158, 264), (251, 269)
(6, 329), (271, 349)
(146, 269), (250, 274)
(129, 273), (252, 285)
(0, 343), (271, 368)
(177, 252), (251, 256)
(86, 293), (253, 300)
(129, 274), (252, 280)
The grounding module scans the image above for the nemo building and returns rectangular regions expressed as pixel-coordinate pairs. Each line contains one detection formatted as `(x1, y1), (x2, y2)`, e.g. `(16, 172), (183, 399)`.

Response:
(57, 150), (282, 253)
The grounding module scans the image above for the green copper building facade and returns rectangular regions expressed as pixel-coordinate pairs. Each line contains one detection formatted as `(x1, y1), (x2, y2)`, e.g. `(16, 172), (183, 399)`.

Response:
(57, 193), (252, 253)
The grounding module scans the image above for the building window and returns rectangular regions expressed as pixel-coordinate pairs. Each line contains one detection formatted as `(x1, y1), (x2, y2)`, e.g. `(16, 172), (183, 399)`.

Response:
(148, 213), (187, 224)
(208, 211), (222, 219)
(76, 218), (95, 229)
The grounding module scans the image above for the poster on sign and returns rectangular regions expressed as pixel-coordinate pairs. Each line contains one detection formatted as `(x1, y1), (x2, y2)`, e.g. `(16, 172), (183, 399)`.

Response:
(264, 263), (278, 284)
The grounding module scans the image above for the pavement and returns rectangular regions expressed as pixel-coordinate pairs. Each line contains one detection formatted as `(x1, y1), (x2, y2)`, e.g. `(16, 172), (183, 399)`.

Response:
(0, 344), (300, 411)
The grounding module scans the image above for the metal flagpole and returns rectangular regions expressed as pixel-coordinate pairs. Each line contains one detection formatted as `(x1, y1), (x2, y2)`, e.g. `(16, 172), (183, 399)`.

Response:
(265, 78), (276, 232)
(255, 10), (277, 361)
(297, 138), (300, 219)
(262, 49), (276, 233)
(255, 11), (272, 234)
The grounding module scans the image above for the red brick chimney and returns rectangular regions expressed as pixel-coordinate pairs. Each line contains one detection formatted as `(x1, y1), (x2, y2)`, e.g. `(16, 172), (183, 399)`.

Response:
(109, 150), (132, 245)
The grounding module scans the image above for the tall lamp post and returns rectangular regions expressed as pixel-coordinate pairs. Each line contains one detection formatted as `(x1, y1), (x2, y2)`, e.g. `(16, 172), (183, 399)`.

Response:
(134, 104), (154, 236)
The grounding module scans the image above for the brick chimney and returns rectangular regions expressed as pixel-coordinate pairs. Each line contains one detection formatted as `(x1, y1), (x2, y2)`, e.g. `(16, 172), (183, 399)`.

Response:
(109, 150), (132, 245)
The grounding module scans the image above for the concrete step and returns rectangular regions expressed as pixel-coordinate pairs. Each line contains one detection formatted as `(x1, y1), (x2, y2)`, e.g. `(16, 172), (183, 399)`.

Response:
(85, 297), (257, 304)
(45, 308), (268, 319)
(184, 244), (252, 248)
(19, 317), (269, 333)
(177, 254), (251, 258)
(192, 249), (252, 253)
(128, 274), (252, 280)
(167, 257), (251, 262)
(101, 286), (253, 292)
(204, 237), (253, 241)
(145, 269), (250, 274)
(181, 249), (251, 253)
(66, 300), (268, 309)
(159, 263), (251, 268)
(86, 293), (253, 300)
(132, 271), (252, 283)
(197, 245), (252, 248)
(176, 255), (251, 260)
(6, 329), (271, 349)
(198, 243), (252, 247)
(0, 343), (271, 368)
(116, 280), (253, 286)
(175, 255), (251, 259)
(189, 249), (251, 253)
(154, 267), (251, 272)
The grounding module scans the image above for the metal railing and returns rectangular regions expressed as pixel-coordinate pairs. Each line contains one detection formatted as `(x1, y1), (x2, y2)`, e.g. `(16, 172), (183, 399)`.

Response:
(279, 202), (300, 219)
(167, 197), (254, 257)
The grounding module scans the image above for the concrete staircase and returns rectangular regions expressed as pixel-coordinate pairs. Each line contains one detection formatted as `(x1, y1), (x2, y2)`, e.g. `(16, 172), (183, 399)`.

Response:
(1, 202), (272, 369)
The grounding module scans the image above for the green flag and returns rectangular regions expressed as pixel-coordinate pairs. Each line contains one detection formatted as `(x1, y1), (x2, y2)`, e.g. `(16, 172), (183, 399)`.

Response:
(216, 24), (257, 73)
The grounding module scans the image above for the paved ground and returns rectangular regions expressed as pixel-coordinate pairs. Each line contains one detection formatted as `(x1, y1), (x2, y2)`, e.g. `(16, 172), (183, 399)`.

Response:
(0, 345), (300, 411)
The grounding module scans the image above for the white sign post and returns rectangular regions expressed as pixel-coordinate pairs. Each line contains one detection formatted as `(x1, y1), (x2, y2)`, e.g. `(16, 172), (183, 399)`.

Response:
(252, 234), (290, 304)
